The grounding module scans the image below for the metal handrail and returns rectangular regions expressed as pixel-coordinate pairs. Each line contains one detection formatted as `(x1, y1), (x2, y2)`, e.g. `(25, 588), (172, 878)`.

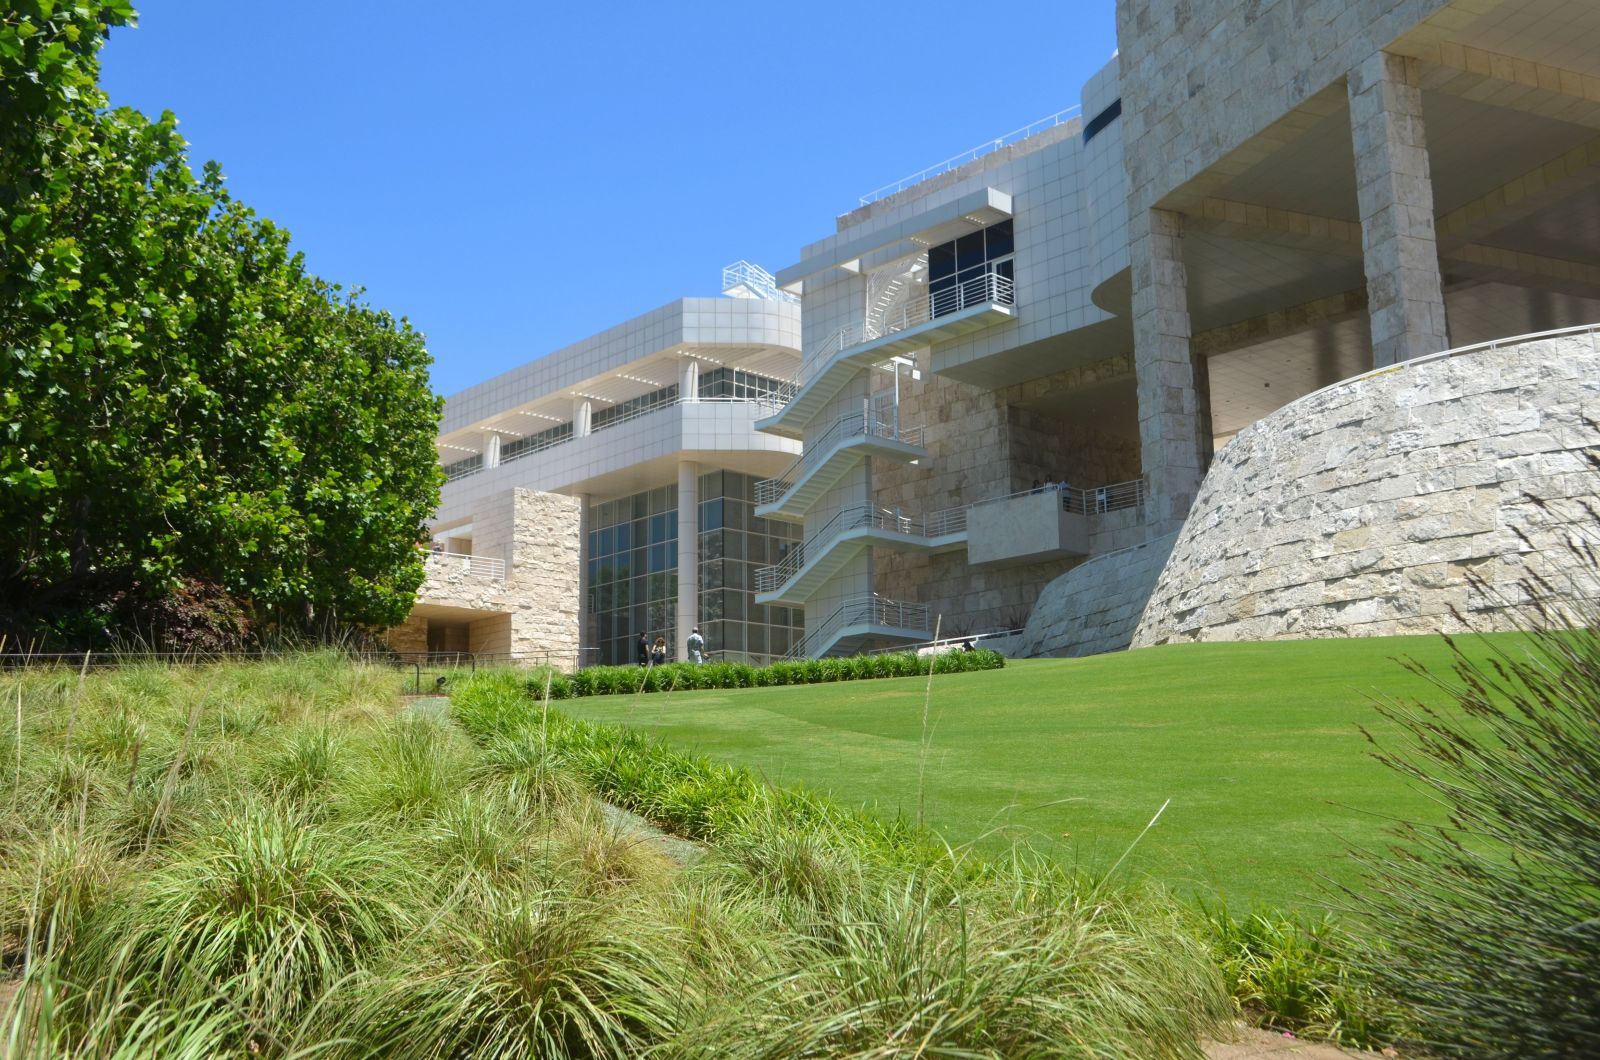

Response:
(973, 477), (1148, 516)
(441, 394), (789, 484)
(425, 550), (507, 581)
(799, 270), (1015, 383)
(753, 401), (924, 507)
(721, 260), (799, 304)
(754, 503), (969, 594)
(858, 105), (1082, 206)
(784, 593), (931, 660)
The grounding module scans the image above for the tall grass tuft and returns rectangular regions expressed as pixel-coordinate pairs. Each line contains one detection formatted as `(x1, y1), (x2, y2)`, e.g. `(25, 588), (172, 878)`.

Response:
(338, 712), (472, 820)
(1204, 905), (1405, 1048)
(69, 800), (411, 1035)
(1345, 523), (1600, 1057)
(352, 881), (685, 1059)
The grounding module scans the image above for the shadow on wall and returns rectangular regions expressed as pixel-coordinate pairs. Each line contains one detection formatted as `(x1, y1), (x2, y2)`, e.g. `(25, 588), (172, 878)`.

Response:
(1015, 531), (1179, 658)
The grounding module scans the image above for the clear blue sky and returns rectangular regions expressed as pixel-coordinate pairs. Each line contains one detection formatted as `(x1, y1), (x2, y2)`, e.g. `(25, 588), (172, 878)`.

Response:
(99, 3), (1120, 396)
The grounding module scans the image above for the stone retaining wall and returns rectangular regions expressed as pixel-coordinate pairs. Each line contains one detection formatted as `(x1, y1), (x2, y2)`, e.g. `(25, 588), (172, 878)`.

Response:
(1133, 330), (1600, 646)
(385, 488), (581, 663)
(1016, 531), (1179, 657)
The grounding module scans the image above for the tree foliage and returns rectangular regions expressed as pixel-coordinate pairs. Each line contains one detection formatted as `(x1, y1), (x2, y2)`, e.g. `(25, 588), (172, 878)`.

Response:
(1, 2), (443, 647)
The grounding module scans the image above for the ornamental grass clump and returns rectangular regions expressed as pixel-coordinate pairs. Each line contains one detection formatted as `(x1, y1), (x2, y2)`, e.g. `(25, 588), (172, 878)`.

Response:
(1347, 508), (1600, 1058)
(68, 800), (412, 1033)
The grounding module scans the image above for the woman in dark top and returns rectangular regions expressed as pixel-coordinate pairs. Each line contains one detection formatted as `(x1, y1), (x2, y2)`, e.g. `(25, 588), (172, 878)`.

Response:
(651, 636), (668, 666)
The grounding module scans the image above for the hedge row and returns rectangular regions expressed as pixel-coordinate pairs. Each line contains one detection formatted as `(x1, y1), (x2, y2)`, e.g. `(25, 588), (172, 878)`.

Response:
(522, 648), (1005, 700)
(451, 671), (949, 861)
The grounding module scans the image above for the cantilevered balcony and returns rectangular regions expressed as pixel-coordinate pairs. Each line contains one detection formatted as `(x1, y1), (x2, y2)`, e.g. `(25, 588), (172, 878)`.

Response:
(757, 271), (1016, 440)
(753, 407), (927, 521)
(782, 593), (930, 659)
(754, 504), (967, 605)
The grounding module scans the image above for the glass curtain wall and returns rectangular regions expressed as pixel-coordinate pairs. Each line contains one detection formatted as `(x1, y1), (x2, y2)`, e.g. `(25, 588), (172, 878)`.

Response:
(588, 485), (678, 666)
(586, 472), (805, 665)
(698, 470), (804, 663)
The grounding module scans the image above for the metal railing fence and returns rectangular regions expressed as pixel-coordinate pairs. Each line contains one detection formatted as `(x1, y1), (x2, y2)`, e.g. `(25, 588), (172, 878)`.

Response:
(441, 393), (790, 485)
(754, 503), (968, 594)
(783, 593), (931, 660)
(753, 402), (924, 507)
(800, 270), (1015, 384)
(858, 105), (1082, 206)
(425, 550), (506, 581)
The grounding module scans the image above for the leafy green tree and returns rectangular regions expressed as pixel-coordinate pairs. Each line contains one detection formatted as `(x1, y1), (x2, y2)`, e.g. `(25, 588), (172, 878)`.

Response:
(1, 2), (442, 646)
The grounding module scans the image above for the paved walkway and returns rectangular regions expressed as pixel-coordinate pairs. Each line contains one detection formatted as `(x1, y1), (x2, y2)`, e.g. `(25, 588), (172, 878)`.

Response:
(1206, 1024), (1391, 1059)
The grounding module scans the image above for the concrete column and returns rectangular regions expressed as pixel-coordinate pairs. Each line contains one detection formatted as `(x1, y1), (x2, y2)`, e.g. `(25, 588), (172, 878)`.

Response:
(680, 356), (700, 401)
(1131, 207), (1208, 534)
(572, 398), (592, 437)
(1348, 51), (1449, 367)
(480, 432), (501, 470)
(574, 491), (591, 665)
(675, 461), (699, 661)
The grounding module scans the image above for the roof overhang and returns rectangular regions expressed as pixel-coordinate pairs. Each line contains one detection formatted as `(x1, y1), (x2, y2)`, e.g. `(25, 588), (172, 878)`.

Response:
(776, 187), (1012, 289)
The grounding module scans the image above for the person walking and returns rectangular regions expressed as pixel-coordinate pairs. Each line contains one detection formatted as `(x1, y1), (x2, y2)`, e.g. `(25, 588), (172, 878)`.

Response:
(637, 632), (650, 667)
(687, 626), (706, 663)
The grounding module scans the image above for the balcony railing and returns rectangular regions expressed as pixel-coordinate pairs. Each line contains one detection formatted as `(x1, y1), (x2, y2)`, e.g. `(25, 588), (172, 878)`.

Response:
(1048, 477), (1146, 515)
(425, 550), (506, 581)
(754, 503), (968, 594)
(857, 105), (1081, 206)
(753, 402), (924, 507)
(800, 270), (1015, 383)
(439, 394), (790, 484)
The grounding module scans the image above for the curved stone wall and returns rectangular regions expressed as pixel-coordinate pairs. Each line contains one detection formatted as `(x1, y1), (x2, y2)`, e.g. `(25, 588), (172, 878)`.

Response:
(1133, 329), (1600, 647)
(1016, 531), (1178, 657)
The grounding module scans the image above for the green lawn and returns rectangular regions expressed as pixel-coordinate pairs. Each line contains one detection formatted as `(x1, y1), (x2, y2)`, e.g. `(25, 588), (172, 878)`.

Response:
(562, 634), (1520, 910)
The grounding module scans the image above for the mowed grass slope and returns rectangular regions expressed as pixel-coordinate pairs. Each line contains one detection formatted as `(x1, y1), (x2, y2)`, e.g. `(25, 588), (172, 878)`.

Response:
(563, 634), (1519, 909)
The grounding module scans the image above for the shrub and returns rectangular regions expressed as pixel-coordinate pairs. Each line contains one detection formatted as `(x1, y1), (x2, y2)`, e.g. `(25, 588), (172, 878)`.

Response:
(71, 801), (411, 1032)
(510, 649), (1004, 705)
(1204, 905), (1404, 1048)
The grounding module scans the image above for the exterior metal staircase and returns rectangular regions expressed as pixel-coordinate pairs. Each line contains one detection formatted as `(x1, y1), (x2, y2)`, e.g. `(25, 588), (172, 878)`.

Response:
(753, 404), (926, 521)
(781, 593), (931, 659)
(757, 270), (1015, 440)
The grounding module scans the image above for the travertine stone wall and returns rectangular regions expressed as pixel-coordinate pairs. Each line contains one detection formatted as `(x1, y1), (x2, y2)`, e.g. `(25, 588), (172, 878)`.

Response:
(1130, 207), (1208, 533)
(1008, 408), (1141, 492)
(1133, 331), (1600, 646)
(385, 614), (428, 653)
(1347, 50), (1450, 366)
(501, 489), (581, 658)
(873, 357), (1142, 636)
(874, 369), (1072, 635)
(386, 488), (581, 664)
(1116, 0), (1464, 215)
(1016, 532), (1180, 658)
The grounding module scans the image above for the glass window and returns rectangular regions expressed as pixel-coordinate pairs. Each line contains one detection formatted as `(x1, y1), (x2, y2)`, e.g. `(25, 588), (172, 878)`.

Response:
(985, 219), (1014, 258)
(956, 230), (986, 272)
(929, 241), (956, 281)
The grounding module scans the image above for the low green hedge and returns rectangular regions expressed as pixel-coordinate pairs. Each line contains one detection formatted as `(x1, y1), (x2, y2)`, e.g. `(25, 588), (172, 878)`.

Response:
(523, 648), (1005, 701)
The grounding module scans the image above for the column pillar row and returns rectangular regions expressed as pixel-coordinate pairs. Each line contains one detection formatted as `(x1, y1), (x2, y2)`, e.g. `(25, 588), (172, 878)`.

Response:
(680, 356), (700, 402)
(1131, 206), (1209, 534)
(675, 461), (699, 662)
(1348, 50), (1449, 367)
